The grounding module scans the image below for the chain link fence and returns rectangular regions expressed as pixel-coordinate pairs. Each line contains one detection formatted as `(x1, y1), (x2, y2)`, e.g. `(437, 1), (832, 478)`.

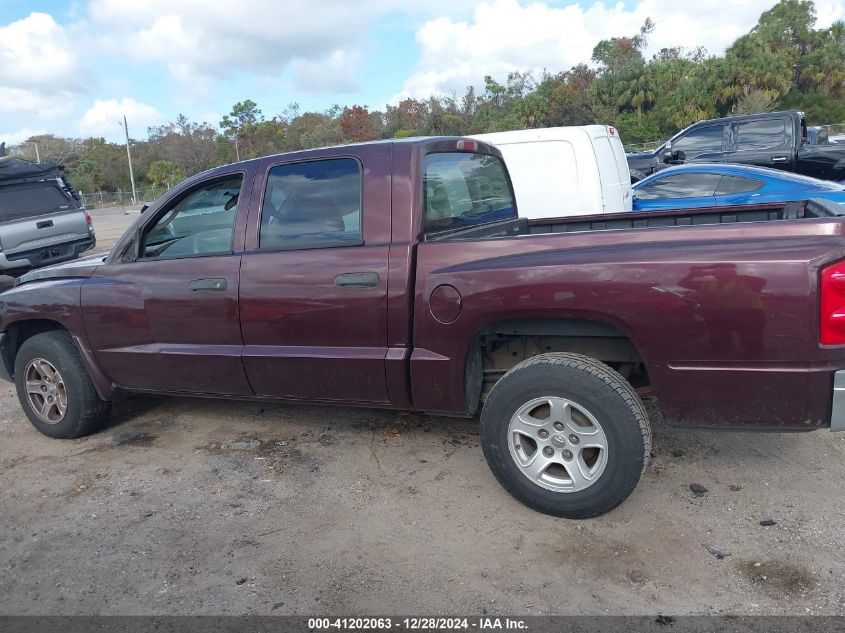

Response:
(820, 123), (845, 141)
(623, 141), (663, 153)
(78, 188), (168, 210)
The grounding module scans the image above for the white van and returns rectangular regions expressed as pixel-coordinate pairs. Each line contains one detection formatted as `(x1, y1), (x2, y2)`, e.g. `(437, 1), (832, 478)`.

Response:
(472, 126), (633, 218)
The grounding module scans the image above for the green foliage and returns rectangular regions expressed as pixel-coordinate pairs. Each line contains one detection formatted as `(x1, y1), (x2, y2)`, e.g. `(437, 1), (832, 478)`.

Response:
(8, 0), (845, 191)
(146, 160), (182, 188)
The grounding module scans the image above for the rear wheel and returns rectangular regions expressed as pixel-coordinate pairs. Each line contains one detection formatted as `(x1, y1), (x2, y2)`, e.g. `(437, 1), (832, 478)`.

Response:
(14, 331), (111, 439)
(480, 352), (651, 519)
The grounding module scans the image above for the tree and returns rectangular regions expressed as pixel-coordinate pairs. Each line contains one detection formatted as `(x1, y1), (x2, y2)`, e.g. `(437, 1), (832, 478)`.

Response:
(220, 100), (265, 159)
(339, 105), (377, 142)
(146, 160), (182, 188)
(147, 114), (218, 177)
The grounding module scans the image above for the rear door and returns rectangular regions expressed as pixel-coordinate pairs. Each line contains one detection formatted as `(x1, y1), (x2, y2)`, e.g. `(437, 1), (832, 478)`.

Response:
(726, 116), (795, 171)
(83, 171), (252, 395)
(633, 173), (721, 210)
(590, 127), (633, 212)
(238, 147), (392, 403)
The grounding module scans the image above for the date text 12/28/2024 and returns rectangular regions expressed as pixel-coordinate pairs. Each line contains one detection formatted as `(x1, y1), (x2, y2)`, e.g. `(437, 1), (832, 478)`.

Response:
(307, 618), (527, 630)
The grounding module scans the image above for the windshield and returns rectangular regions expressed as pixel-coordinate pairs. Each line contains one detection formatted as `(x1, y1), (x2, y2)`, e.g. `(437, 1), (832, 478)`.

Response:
(423, 152), (516, 231)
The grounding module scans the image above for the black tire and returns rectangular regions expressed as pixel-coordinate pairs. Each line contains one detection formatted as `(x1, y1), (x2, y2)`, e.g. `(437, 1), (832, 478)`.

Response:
(14, 331), (111, 439)
(480, 352), (651, 519)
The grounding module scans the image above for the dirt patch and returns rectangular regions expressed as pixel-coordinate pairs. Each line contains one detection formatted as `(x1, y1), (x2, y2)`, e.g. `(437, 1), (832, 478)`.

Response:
(68, 471), (108, 497)
(111, 431), (158, 447)
(737, 560), (816, 594)
(197, 436), (321, 477)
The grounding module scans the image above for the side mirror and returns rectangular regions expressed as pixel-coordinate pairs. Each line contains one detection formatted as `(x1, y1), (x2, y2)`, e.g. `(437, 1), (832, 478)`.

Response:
(673, 150), (686, 162)
(661, 141), (673, 163)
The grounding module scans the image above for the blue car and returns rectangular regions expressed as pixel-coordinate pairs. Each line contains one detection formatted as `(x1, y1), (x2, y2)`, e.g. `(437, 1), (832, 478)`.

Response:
(632, 164), (845, 211)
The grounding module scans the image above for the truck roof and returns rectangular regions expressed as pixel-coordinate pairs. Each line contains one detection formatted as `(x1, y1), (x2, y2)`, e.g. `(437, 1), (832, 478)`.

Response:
(193, 136), (504, 181)
(681, 110), (804, 128)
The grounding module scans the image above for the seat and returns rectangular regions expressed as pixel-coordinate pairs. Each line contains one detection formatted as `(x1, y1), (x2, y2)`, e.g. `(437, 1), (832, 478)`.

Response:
(261, 189), (350, 249)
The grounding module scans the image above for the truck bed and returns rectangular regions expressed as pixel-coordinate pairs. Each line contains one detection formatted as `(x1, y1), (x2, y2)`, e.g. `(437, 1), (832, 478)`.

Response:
(427, 199), (843, 242)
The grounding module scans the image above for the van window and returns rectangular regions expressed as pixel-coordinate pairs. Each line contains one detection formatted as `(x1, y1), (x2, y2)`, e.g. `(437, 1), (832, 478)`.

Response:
(423, 152), (515, 231)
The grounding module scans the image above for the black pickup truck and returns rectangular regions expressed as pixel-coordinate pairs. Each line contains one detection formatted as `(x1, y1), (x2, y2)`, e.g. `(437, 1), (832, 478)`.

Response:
(627, 110), (845, 182)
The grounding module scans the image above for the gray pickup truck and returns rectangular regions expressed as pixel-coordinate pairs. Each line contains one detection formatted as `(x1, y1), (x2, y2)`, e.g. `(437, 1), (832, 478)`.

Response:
(0, 148), (96, 277)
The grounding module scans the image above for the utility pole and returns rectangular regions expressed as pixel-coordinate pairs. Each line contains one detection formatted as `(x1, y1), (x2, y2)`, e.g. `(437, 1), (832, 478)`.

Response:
(121, 115), (138, 204)
(33, 141), (40, 163)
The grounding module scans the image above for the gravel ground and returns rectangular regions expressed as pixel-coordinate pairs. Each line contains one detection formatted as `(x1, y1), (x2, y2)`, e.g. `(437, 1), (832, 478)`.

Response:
(1, 209), (844, 616)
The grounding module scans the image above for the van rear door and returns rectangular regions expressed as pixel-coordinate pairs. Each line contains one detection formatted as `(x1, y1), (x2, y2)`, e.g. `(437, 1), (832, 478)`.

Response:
(589, 126), (633, 213)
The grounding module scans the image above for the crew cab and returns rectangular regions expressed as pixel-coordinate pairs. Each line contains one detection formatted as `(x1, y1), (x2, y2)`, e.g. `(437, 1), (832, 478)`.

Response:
(0, 151), (96, 276)
(2, 137), (845, 519)
(627, 110), (845, 182)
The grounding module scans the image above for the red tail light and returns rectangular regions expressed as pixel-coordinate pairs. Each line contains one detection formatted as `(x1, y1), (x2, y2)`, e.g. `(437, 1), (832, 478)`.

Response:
(820, 261), (845, 344)
(456, 140), (477, 152)
(84, 210), (92, 226)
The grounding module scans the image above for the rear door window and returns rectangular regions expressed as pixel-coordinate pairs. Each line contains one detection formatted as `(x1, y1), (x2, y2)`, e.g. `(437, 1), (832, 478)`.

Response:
(735, 118), (790, 150)
(636, 173), (722, 199)
(259, 158), (362, 251)
(423, 152), (516, 231)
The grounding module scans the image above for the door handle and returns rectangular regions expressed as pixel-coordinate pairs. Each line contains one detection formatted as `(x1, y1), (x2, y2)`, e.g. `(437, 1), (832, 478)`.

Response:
(335, 272), (379, 288)
(36, 220), (54, 229)
(771, 156), (789, 163)
(189, 278), (227, 292)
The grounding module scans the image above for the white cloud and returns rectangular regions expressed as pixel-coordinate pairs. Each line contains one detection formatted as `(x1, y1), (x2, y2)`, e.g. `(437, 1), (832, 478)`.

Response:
(397, 0), (845, 99)
(78, 98), (163, 138)
(0, 128), (48, 145)
(0, 13), (84, 127)
(290, 50), (362, 94)
(0, 12), (82, 90)
(86, 0), (381, 93)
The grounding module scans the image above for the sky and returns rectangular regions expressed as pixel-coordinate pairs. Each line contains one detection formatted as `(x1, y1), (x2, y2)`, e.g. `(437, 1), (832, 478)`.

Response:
(1, 0), (844, 144)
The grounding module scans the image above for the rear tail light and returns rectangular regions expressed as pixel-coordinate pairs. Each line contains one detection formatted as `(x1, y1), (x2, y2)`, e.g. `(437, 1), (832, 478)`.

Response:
(456, 140), (478, 152)
(84, 209), (93, 227)
(820, 260), (845, 344)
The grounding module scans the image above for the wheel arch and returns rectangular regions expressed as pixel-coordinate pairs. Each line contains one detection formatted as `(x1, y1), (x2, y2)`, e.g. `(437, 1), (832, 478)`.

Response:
(463, 316), (654, 416)
(2, 319), (115, 400)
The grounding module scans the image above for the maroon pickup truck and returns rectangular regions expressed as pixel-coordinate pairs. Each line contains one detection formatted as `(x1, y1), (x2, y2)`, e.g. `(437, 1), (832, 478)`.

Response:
(2, 137), (845, 519)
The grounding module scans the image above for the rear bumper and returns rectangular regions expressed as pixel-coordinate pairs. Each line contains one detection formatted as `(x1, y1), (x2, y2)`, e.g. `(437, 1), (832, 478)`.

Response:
(831, 371), (845, 431)
(0, 235), (96, 274)
(0, 332), (12, 383)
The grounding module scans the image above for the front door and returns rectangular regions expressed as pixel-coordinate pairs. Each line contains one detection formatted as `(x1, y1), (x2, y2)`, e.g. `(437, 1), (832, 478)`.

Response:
(239, 150), (391, 403)
(83, 172), (252, 395)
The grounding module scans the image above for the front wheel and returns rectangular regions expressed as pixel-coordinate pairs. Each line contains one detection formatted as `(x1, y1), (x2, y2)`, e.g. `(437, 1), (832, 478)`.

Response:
(14, 331), (111, 439)
(480, 353), (651, 519)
